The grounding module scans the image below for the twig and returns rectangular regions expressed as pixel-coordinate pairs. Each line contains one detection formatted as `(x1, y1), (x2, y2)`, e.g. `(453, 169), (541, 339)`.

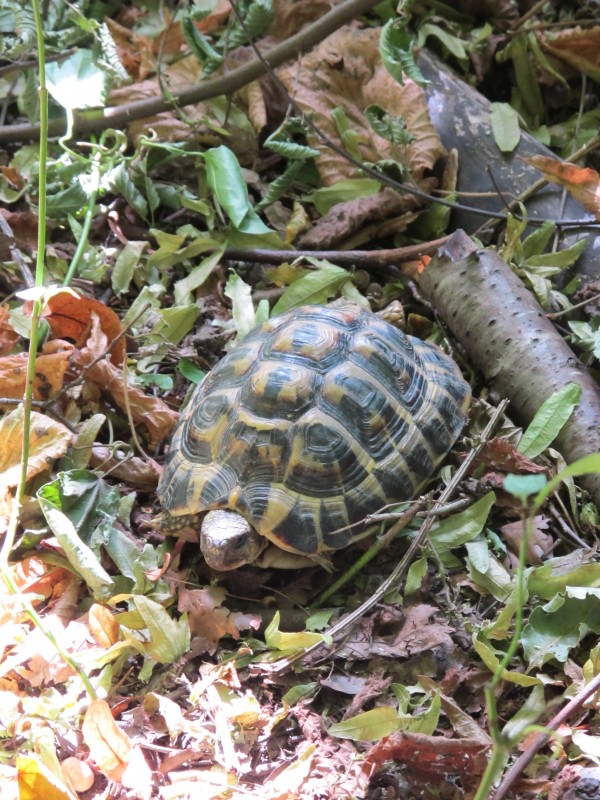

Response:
(254, 399), (510, 676)
(0, 0), (382, 143)
(222, 237), (450, 267)
(492, 670), (600, 800)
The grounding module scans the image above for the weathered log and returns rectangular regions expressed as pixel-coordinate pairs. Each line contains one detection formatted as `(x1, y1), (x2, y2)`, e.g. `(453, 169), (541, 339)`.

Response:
(416, 229), (600, 506)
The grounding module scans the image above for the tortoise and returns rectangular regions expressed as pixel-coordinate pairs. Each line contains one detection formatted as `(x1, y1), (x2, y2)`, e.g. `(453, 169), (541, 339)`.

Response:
(157, 304), (471, 570)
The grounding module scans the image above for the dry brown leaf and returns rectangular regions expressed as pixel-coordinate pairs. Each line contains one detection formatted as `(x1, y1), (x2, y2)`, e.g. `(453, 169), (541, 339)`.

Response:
(362, 731), (489, 788)
(0, 343), (72, 406)
(179, 586), (261, 655)
(245, 80), (267, 135)
(34, 291), (126, 365)
(77, 315), (179, 449)
(0, 407), (72, 489)
(82, 699), (132, 782)
(88, 604), (120, 647)
(89, 445), (160, 490)
(120, 745), (153, 800)
(524, 156), (600, 220)
(197, 0), (231, 33)
(500, 515), (553, 564)
(539, 25), (600, 82)
(278, 27), (446, 186)
(472, 436), (547, 475)
(0, 304), (19, 354)
(86, 358), (179, 448)
(104, 17), (156, 81)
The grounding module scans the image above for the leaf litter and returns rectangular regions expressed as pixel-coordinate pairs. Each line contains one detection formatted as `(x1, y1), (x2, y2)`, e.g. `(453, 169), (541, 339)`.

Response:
(0, 1), (600, 798)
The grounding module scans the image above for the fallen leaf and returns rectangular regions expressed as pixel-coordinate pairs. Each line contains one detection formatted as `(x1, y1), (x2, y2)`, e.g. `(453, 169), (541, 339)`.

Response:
(524, 156), (600, 221)
(362, 731), (489, 788)
(500, 515), (553, 564)
(278, 27), (446, 187)
(0, 342), (72, 405)
(0, 304), (19, 353)
(179, 586), (261, 655)
(88, 604), (120, 647)
(0, 407), (72, 489)
(82, 699), (132, 782)
(33, 290), (126, 365)
(77, 315), (179, 449)
(17, 755), (76, 800)
(472, 436), (547, 475)
(539, 25), (600, 82)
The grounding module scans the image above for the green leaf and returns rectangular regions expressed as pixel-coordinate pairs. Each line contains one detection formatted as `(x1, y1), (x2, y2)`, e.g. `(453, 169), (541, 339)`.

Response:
(264, 138), (320, 160)
(38, 472), (117, 599)
(110, 163), (148, 219)
(264, 611), (329, 652)
(405, 556), (427, 596)
(503, 474), (547, 502)
(111, 241), (147, 295)
(428, 492), (496, 559)
(518, 382), (581, 458)
(271, 262), (350, 315)
(521, 220), (555, 260)
(177, 359), (205, 384)
(257, 161), (303, 211)
(417, 23), (468, 60)
(282, 683), (318, 707)
(523, 237), (587, 270)
(534, 453), (600, 509)
(225, 273), (258, 340)
(522, 589), (600, 668)
(380, 19), (428, 86)
(329, 707), (401, 741)
(46, 183), (88, 218)
(149, 305), (198, 345)
(305, 178), (380, 216)
(133, 596), (190, 663)
(465, 541), (513, 601)
(528, 551), (600, 600)
(47, 49), (110, 110)
(472, 633), (541, 686)
(204, 145), (274, 235)
(365, 105), (414, 145)
(490, 102), (520, 153)
(174, 248), (224, 306)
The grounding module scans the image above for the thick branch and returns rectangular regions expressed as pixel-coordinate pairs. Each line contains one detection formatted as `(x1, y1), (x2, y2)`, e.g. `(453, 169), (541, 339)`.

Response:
(0, 0), (380, 143)
(416, 230), (600, 506)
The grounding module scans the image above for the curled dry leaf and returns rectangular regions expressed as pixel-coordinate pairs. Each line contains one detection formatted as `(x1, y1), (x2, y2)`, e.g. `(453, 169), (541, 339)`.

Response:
(77, 315), (179, 449)
(33, 290), (126, 365)
(277, 27), (446, 186)
(82, 700), (132, 783)
(524, 156), (600, 221)
(539, 25), (600, 82)
(61, 758), (94, 794)
(89, 445), (161, 490)
(0, 407), (72, 489)
(0, 342), (73, 407)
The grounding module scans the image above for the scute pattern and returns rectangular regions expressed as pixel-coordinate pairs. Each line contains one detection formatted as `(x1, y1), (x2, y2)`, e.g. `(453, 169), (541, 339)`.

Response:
(157, 304), (471, 558)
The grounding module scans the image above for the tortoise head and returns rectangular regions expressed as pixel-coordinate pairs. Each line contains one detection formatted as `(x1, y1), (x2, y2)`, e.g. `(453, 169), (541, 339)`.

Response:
(200, 510), (266, 570)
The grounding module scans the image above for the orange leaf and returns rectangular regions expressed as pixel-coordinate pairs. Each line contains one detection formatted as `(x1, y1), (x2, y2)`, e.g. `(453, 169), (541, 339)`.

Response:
(37, 291), (125, 365)
(0, 408), (72, 488)
(85, 358), (179, 449)
(0, 344), (72, 406)
(82, 700), (132, 782)
(524, 155), (600, 220)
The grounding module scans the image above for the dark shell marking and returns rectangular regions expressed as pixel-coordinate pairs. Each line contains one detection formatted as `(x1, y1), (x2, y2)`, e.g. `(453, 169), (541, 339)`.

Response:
(157, 304), (471, 558)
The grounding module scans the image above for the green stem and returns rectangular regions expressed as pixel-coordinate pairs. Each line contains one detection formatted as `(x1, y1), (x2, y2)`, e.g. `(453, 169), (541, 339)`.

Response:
(0, 0), (98, 703)
(63, 145), (101, 287)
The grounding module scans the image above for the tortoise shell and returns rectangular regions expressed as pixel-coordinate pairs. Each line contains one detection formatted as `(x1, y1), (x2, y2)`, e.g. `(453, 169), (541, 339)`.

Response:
(157, 304), (470, 560)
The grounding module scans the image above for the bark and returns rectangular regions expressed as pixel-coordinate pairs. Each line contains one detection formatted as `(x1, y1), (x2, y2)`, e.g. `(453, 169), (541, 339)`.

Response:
(416, 229), (600, 506)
